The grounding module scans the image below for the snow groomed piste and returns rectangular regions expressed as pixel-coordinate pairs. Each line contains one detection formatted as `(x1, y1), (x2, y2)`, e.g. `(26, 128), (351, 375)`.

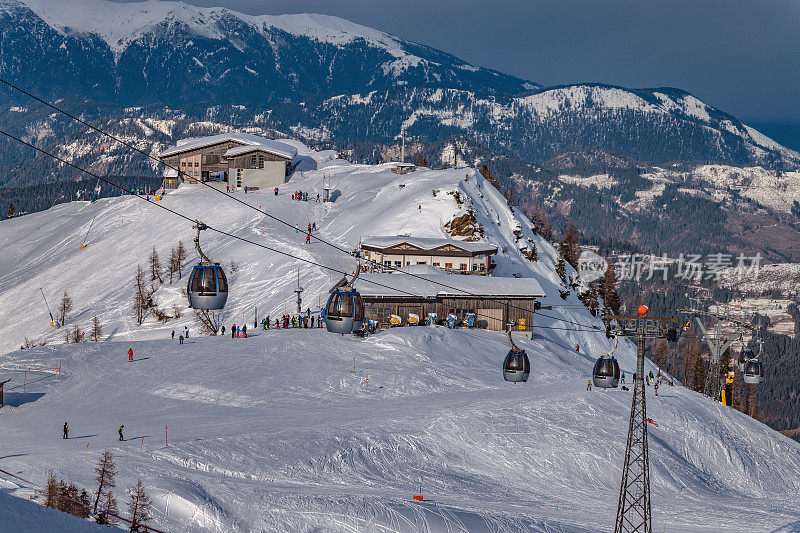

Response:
(1, 142), (800, 531)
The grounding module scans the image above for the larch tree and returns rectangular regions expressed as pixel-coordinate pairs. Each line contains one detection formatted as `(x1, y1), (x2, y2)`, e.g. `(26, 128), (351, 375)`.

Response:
(148, 246), (162, 283)
(600, 263), (621, 315)
(94, 450), (117, 514)
(126, 478), (152, 532)
(58, 291), (72, 327)
(560, 221), (580, 268)
(133, 264), (150, 325)
(91, 316), (102, 342)
(175, 241), (187, 279)
(96, 490), (119, 525)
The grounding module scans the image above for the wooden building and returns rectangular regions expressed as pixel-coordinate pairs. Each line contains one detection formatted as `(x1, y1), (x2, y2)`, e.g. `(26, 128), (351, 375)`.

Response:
(158, 133), (299, 190)
(361, 236), (497, 275)
(353, 266), (545, 331)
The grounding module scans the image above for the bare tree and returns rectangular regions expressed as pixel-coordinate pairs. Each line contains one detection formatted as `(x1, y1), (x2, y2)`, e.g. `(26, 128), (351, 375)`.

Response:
(58, 291), (72, 327)
(45, 473), (59, 508)
(148, 246), (162, 283)
(96, 490), (119, 525)
(133, 264), (151, 325)
(194, 309), (220, 335)
(167, 247), (179, 284)
(91, 316), (102, 342)
(175, 241), (187, 279)
(94, 450), (117, 514)
(70, 324), (85, 343)
(126, 478), (152, 532)
(527, 205), (554, 242)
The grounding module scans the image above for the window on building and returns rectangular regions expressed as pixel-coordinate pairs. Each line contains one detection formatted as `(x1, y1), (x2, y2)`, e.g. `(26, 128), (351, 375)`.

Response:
(480, 263), (486, 271)
(433, 262), (440, 267)
(250, 154), (257, 167)
(202, 155), (207, 164)
(394, 261), (402, 267)
(194, 162), (199, 167)
(460, 263), (467, 271)
(472, 264), (478, 271)
(417, 261), (427, 265)
(181, 161), (186, 167)
(384, 260), (391, 266)
(258, 154), (265, 169)
(445, 263), (453, 269)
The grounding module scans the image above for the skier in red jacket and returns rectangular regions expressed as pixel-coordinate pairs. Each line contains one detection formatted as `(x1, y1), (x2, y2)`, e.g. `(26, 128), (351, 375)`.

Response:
(128, 348), (133, 362)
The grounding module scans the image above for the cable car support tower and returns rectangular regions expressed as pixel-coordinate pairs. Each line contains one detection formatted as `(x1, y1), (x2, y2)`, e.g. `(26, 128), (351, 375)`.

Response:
(677, 299), (755, 401)
(605, 308), (678, 533)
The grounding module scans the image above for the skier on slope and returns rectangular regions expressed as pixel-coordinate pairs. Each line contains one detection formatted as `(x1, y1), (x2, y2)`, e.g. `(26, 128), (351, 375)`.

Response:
(587, 379), (592, 391)
(128, 348), (133, 362)
(621, 371), (626, 384)
(306, 234), (311, 245)
(63, 422), (69, 439)
(184, 326), (189, 338)
(171, 330), (175, 340)
(118, 425), (124, 441)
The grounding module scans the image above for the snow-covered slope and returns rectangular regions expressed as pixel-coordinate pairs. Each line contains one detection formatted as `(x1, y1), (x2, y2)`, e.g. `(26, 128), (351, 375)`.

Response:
(2, 148), (800, 531)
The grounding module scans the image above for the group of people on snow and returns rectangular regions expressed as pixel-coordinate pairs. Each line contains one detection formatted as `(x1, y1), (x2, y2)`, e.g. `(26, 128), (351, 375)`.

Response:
(291, 190), (320, 202)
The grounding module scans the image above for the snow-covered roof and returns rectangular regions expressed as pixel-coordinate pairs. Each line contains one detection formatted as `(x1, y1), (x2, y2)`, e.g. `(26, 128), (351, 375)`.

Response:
(362, 236), (497, 254)
(159, 133), (298, 160)
(223, 144), (295, 159)
(394, 264), (447, 275)
(355, 273), (544, 299)
(162, 167), (178, 178)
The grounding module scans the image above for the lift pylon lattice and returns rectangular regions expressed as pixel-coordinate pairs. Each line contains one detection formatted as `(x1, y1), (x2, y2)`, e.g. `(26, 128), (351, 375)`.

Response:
(605, 310), (678, 533)
(678, 301), (755, 401)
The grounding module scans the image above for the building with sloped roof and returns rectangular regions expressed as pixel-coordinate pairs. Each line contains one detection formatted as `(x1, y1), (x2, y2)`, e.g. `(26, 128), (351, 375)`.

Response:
(158, 133), (300, 190)
(361, 236), (497, 275)
(354, 267), (544, 330)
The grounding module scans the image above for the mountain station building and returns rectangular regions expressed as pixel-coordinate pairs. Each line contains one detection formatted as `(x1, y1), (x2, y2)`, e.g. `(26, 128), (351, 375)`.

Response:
(361, 236), (497, 275)
(158, 133), (300, 191)
(354, 265), (545, 331)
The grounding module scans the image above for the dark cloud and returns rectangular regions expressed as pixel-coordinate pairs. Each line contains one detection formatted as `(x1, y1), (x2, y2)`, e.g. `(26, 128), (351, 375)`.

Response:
(113, 0), (800, 125)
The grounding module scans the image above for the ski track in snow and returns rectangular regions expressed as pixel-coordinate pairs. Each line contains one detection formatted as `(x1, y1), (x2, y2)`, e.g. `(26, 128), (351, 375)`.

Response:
(0, 146), (799, 531)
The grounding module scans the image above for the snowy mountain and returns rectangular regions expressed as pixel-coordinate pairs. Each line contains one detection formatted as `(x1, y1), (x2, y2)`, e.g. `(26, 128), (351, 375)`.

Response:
(0, 0), (533, 104)
(1, 143), (800, 531)
(0, 0), (797, 170)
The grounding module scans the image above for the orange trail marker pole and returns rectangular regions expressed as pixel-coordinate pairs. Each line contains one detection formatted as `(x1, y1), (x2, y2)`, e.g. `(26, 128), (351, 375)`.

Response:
(140, 436), (144, 453)
(85, 442), (89, 462)
(165, 426), (168, 447)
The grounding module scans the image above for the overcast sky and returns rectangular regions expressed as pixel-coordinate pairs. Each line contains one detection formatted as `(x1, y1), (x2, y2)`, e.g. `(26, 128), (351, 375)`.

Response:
(115, 0), (800, 126)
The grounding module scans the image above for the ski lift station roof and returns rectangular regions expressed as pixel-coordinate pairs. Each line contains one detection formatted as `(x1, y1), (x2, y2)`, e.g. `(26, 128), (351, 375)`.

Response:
(160, 133), (298, 160)
(362, 236), (498, 255)
(354, 273), (545, 299)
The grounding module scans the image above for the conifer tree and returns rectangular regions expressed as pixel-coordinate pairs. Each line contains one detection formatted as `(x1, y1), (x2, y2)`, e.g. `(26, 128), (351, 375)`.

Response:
(560, 221), (580, 268)
(96, 491), (119, 525)
(94, 450), (117, 514)
(148, 246), (162, 283)
(126, 478), (152, 532)
(91, 316), (102, 342)
(600, 263), (621, 315)
(58, 291), (72, 327)
(175, 241), (187, 279)
(5, 201), (15, 219)
(45, 473), (59, 508)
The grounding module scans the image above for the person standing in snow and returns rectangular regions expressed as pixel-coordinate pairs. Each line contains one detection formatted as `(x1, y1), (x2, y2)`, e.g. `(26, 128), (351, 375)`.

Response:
(221, 325), (225, 336)
(243, 325), (247, 338)
(274, 187), (278, 196)
(63, 422), (69, 439)
(118, 425), (124, 441)
(171, 330), (175, 340)
(621, 371), (626, 384)
(654, 381), (659, 396)
(587, 379), (592, 391)
(179, 334), (184, 345)
(231, 324), (236, 339)
(576, 344), (580, 352)
(310, 316), (315, 328)
(306, 234), (310, 245)
(184, 326), (189, 339)
(128, 348), (133, 362)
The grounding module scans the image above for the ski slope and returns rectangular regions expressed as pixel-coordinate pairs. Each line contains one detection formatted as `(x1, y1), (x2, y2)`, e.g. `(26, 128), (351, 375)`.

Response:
(1, 146), (800, 531)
